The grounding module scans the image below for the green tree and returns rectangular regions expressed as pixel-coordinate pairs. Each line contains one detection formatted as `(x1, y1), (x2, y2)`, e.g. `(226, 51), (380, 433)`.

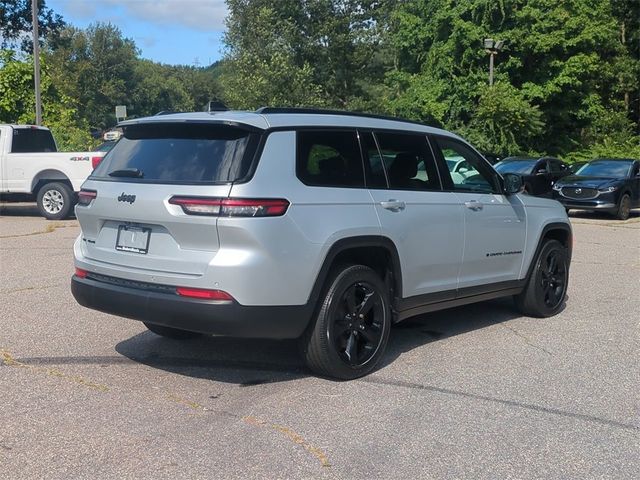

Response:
(46, 23), (139, 129)
(222, 0), (389, 109)
(610, 0), (640, 132)
(130, 60), (194, 116)
(0, 49), (93, 150)
(387, 0), (634, 156)
(0, 0), (65, 51)
(458, 82), (545, 154)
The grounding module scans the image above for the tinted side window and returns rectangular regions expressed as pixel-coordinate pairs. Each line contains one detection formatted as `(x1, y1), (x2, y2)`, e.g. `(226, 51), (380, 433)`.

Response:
(11, 128), (57, 153)
(374, 132), (440, 191)
(433, 137), (500, 194)
(297, 130), (365, 187)
(358, 131), (387, 188)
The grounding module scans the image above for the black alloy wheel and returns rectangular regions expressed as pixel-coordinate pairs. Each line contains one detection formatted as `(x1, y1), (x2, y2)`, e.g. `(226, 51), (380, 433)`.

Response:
(302, 265), (391, 379)
(515, 239), (569, 317)
(539, 247), (567, 310)
(330, 281), (385, 367)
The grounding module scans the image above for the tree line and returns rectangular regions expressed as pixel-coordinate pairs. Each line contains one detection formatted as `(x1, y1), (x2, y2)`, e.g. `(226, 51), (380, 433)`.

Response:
(1, 0), (638, 160)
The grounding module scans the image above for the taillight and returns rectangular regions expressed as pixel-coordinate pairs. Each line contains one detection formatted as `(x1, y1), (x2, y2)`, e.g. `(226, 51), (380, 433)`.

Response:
(75, 267), (88, 278)
(169, 197), (289, 217)
(78, 189), (97, 206)
(91, 156), (103, 169)
(176, 287), (234, 301)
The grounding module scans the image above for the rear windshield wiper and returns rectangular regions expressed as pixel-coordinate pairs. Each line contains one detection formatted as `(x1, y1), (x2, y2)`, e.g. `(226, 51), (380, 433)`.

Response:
(108, 168), (143, 178)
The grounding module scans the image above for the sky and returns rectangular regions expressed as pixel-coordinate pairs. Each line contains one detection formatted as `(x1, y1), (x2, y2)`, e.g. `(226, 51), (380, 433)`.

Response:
(47, 0), (228, 66)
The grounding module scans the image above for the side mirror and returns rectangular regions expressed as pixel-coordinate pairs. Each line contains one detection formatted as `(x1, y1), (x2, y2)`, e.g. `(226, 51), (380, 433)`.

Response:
(536, 169), (548, 175)
(503, 173), (523, 195)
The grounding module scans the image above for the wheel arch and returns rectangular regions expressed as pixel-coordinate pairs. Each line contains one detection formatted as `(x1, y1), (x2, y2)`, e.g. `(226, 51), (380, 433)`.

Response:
(31, 170), (73, 194)
(307, 236), (403, 308)
(524, 222), (572, 281)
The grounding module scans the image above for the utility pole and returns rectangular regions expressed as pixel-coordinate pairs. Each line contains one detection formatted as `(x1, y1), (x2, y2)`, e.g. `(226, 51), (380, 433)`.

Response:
(483, 39), (505, 87)
(488, 52), (495, 86)
(31, 0), (42, 125)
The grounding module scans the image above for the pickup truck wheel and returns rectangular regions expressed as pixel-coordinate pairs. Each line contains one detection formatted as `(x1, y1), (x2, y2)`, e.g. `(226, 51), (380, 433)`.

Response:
(515, 239), (568, 318)
(614, 193), (631, 221)
(37, 182), (74, 220)
(301, 265), (391, 380)
(143, 322), (200, 339)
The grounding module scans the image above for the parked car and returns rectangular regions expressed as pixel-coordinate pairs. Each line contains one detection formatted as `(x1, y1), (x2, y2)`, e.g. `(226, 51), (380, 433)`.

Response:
(493, 157), (572, 197)
(0, 124), (106, 219)
(552, 158), (640, 220)
(71, 108), (572, 379)
(480, 151), (502, 164)
(568, 161), (587, 174)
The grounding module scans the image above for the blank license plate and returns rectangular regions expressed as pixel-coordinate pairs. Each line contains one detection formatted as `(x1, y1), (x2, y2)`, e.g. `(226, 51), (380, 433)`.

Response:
(116, 225), (150, 254)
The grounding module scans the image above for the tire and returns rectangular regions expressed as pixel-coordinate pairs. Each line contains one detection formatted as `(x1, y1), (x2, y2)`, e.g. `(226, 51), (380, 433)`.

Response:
(614, 193), (631, 221)
(143, 322), (200, 339)
(301, 265), (391, 380)
(36, 182), (74, 220)
(515, 239), (568, 318)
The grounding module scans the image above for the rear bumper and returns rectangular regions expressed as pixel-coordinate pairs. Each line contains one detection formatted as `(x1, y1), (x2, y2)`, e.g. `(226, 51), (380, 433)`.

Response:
(71, 275), (313, 339)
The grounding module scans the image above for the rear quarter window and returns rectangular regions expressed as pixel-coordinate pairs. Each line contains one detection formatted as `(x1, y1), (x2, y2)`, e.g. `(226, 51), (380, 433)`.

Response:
(296, 130), (365, 188)
(91, 123), (260, 184)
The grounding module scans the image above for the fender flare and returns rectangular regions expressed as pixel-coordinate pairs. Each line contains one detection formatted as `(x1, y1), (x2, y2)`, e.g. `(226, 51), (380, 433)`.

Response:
(306, 235), (403, 305)
(524, 222), (573, 282)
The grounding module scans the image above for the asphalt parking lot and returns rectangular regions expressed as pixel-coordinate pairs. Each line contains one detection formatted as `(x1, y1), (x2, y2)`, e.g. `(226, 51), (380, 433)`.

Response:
(1, 203), (639, 479)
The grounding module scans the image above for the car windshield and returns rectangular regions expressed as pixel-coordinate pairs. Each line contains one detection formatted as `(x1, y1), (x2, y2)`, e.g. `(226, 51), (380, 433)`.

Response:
(494, 160), (536, 175)
(575, 161), (632, 178)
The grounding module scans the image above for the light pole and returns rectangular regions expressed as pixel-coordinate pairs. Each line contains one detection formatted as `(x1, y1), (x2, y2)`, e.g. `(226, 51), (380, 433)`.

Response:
(31, 0), (42, 125)
(483, 38), (505, 86)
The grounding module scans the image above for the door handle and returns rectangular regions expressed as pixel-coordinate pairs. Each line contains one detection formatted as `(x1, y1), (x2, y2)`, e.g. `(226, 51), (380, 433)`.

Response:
(464, 200), (483, 211)
(380, 199), (406, 212)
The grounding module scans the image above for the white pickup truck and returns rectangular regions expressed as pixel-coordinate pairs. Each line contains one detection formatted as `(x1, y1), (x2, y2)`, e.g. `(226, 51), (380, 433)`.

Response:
(0, 124), (106, 220)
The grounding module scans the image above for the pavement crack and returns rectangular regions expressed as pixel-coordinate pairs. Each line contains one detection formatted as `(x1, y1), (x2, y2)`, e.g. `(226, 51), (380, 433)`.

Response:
(501, 323), (554, 356)
(243, 416), (331, 468)
(2, 284), (64, 294)
(166, 393), (206, 411)
(0, 223), (75, 239)
(361, 376), (639, 432)
(0, 349), (109, 392)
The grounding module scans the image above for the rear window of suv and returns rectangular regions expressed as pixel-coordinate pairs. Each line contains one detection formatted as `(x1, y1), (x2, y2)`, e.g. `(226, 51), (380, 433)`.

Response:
(91, 123), (260, 184)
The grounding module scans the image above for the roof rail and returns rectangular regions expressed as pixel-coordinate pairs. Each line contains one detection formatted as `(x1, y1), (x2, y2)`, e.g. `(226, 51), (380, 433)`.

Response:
(255, 107), (437, 128)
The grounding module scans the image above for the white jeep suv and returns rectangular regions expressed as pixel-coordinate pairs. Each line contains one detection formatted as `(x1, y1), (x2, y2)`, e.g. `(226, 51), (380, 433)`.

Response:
(72, 108), (572, 379)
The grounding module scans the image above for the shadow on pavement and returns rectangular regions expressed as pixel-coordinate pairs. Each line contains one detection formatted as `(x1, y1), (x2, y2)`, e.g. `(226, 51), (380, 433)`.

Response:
(0, 202), (41, 217)
(115, 297), (533, 385)
(0, 202), (77, 219)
